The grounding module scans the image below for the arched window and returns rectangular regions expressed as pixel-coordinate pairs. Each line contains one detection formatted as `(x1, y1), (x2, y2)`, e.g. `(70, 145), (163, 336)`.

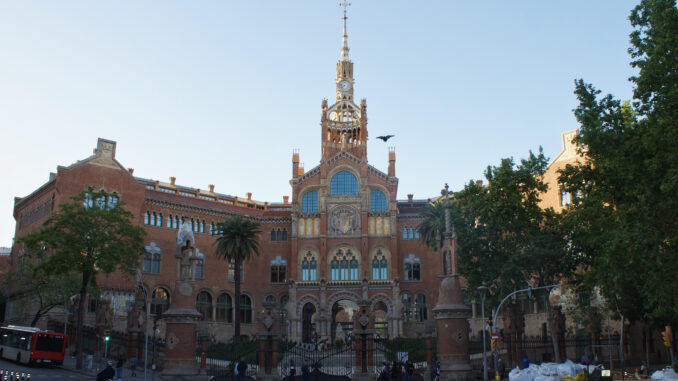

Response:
(270, 229), (276, 241)
(371, 250), (388, 280)
(144, 211), (150, 225)
(174, 216), (180, 229)
(196, 292), (213, 320)
(270, 256), (287, 284)
(201, 220), (205, 233)
(370, 189), (387, 212)
(330, 171), (358, 195)
(301, 252), (317, 281)
(401, 293), (414, 320)
(195, 259), (204, 278)
(415, 294), (428, 322)
(408, 227), (414, 240)
(276, 229), (283, 241)
(150, 287), (170, 315)
(330, 249), (359, 281)
(301, 191), (318, 213)
(216, 293), (233, 323)
(240, 295), (252, 324)
(330, 258), (339, 280)
(143, 242), (162, 274)
(151, 212), (156, 226)
(404, 254), (421, 281)
(402, 227), (407, 239)
(282, 229), (287, 241)
(158, 213), (163, 227)
(167, 214), (173, 228)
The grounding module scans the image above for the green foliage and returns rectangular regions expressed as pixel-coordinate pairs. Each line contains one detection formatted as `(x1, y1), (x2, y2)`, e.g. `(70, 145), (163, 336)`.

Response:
(379, 338), (427, 363)
(451, 149), (572, 308)
(7, 261), (80, 327)
(559, 0), (678, 325)
(19, 187), (145, 368)
(214, 215), (262, 343)
(203, 340), (259, 363)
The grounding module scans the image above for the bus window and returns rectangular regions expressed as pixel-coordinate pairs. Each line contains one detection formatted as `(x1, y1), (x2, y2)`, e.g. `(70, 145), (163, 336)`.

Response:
(35, 334), (64, 352)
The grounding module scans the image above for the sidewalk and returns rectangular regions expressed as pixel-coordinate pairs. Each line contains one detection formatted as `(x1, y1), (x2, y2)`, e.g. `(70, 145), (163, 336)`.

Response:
(62, 356), (154, 380)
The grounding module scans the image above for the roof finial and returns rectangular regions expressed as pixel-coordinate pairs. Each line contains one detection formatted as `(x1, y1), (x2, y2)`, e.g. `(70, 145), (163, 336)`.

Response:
(339, 1), (351, 62)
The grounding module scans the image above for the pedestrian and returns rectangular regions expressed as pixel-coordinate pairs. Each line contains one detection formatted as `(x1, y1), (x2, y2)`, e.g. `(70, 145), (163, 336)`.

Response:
(302, 359), (310, 381)
(237, 357), (247, 381)
(581, 352), (589, 365)
(380, 361), (390, 381)
(116, 357), (125, 380)
(290, 358), (296, 379)
(641, 363), (648, 376)
(522, 355), (530, 370)
(434, 362), (440, 381)
(405, 360), (414, 381)
(391, 361), (401, 381)
(129, 356), (137, 377)
(429, 359), (436, 381)
(97, 360), (116, 381)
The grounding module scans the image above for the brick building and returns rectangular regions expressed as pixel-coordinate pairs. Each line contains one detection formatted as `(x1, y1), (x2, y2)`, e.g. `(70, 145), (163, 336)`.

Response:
(5, 16), (443, 345)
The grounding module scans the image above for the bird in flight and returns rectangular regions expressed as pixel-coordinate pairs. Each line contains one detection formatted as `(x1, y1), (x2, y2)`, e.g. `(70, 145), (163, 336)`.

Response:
(376, 135), (395, 142)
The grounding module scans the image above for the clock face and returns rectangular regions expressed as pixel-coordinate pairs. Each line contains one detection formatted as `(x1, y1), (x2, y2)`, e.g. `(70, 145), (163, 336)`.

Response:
(338, 81), (351, 92)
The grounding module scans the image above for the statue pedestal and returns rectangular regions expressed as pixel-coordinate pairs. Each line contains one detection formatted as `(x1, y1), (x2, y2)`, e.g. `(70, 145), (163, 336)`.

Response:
(433, 275), (472, 381)
(160, 307), (203, 380)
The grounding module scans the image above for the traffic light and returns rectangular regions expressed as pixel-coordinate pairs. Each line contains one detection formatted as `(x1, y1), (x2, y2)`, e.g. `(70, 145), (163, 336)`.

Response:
(104, 329), (111, 342)
(662, 326), (672, 348)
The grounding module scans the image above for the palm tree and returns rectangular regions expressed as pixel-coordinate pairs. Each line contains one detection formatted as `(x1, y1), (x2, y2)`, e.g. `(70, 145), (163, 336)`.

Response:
(417, 200), (447, 251)
(214, 215), (261, 344)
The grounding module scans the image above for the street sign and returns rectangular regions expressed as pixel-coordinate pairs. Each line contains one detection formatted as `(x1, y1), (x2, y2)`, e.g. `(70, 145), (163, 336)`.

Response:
(491, 333), (500, 341)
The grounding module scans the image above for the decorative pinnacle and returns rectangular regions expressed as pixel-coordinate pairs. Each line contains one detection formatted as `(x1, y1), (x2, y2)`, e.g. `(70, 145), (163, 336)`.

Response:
(340, 1), (351, 61)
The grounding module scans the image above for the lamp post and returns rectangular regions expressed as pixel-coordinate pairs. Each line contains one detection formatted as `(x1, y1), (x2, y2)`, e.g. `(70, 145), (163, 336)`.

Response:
(477, 286), (489, 381)
(491, 284), (560, 380)
(130, 268), (150, 381)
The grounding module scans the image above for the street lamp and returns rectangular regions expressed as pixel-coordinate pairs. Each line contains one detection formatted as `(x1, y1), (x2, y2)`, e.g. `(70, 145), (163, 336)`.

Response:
(130, 268), (150, 381)
(477, 286), (489, 381)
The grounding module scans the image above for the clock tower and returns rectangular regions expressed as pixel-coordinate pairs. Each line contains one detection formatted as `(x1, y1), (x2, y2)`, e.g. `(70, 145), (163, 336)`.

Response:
(321, 4), (368, 160)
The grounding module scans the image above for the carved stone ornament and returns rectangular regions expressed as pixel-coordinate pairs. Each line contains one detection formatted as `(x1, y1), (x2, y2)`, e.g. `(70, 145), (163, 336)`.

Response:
(329, 207), (360, 236)
(455, 328), (465, 343)
(179, 282), (193, 296)
(263, 315), (275, 329)
(167, 331), (179, 350)
(358, 313), (370, 328)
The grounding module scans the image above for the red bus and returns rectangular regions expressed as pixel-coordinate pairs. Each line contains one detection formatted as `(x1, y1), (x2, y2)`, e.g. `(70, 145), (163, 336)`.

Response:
(0, 325), (66, 365)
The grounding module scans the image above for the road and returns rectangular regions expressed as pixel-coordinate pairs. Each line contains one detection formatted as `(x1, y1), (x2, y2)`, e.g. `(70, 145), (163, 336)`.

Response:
(0, 358), (90, 380)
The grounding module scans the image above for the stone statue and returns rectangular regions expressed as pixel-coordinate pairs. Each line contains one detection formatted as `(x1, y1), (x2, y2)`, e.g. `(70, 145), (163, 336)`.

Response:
(96, 299), (113, 328)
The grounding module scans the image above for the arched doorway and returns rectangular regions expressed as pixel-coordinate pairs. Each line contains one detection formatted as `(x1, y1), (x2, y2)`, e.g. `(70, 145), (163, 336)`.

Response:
(331, 299), (358, 343)
(302, 302), (317, 343)
(373, 301), (389, 339)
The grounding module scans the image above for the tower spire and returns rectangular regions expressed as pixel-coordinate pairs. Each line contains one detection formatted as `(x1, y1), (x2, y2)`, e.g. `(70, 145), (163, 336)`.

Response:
(340, 1), (350, 61)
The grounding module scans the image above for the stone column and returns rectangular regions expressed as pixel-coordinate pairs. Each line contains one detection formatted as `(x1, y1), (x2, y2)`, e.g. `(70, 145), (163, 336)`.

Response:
(433, 185), (472, 381)
(161, 224), (203, 380)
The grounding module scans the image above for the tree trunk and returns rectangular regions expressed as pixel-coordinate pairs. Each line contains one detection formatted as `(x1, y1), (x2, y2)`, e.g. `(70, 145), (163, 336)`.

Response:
(644, 324), (650, 374)
(75, 270), (90, 369)
(546, 302), (561, 363)
(233, 257), (241, 344)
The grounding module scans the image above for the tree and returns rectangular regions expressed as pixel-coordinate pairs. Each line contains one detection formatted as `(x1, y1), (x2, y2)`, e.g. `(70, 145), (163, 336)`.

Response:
(214, 215), (261, 344)
(7, 261), (80, 327)
(20, 188), (145, 369)
(421, 149), (573, 361)
(559, 0), (678, 327)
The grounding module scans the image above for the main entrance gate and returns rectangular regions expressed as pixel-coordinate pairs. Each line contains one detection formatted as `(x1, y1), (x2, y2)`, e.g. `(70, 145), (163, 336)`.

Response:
(280, 341), (355, 381)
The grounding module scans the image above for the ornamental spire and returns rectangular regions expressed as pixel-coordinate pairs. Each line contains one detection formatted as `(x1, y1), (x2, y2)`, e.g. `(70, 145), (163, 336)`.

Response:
(340, 1), (351, 62)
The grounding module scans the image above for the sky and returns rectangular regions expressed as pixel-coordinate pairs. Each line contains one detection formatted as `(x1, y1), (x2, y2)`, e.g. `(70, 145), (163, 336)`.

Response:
(0, 1), (640, 247)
